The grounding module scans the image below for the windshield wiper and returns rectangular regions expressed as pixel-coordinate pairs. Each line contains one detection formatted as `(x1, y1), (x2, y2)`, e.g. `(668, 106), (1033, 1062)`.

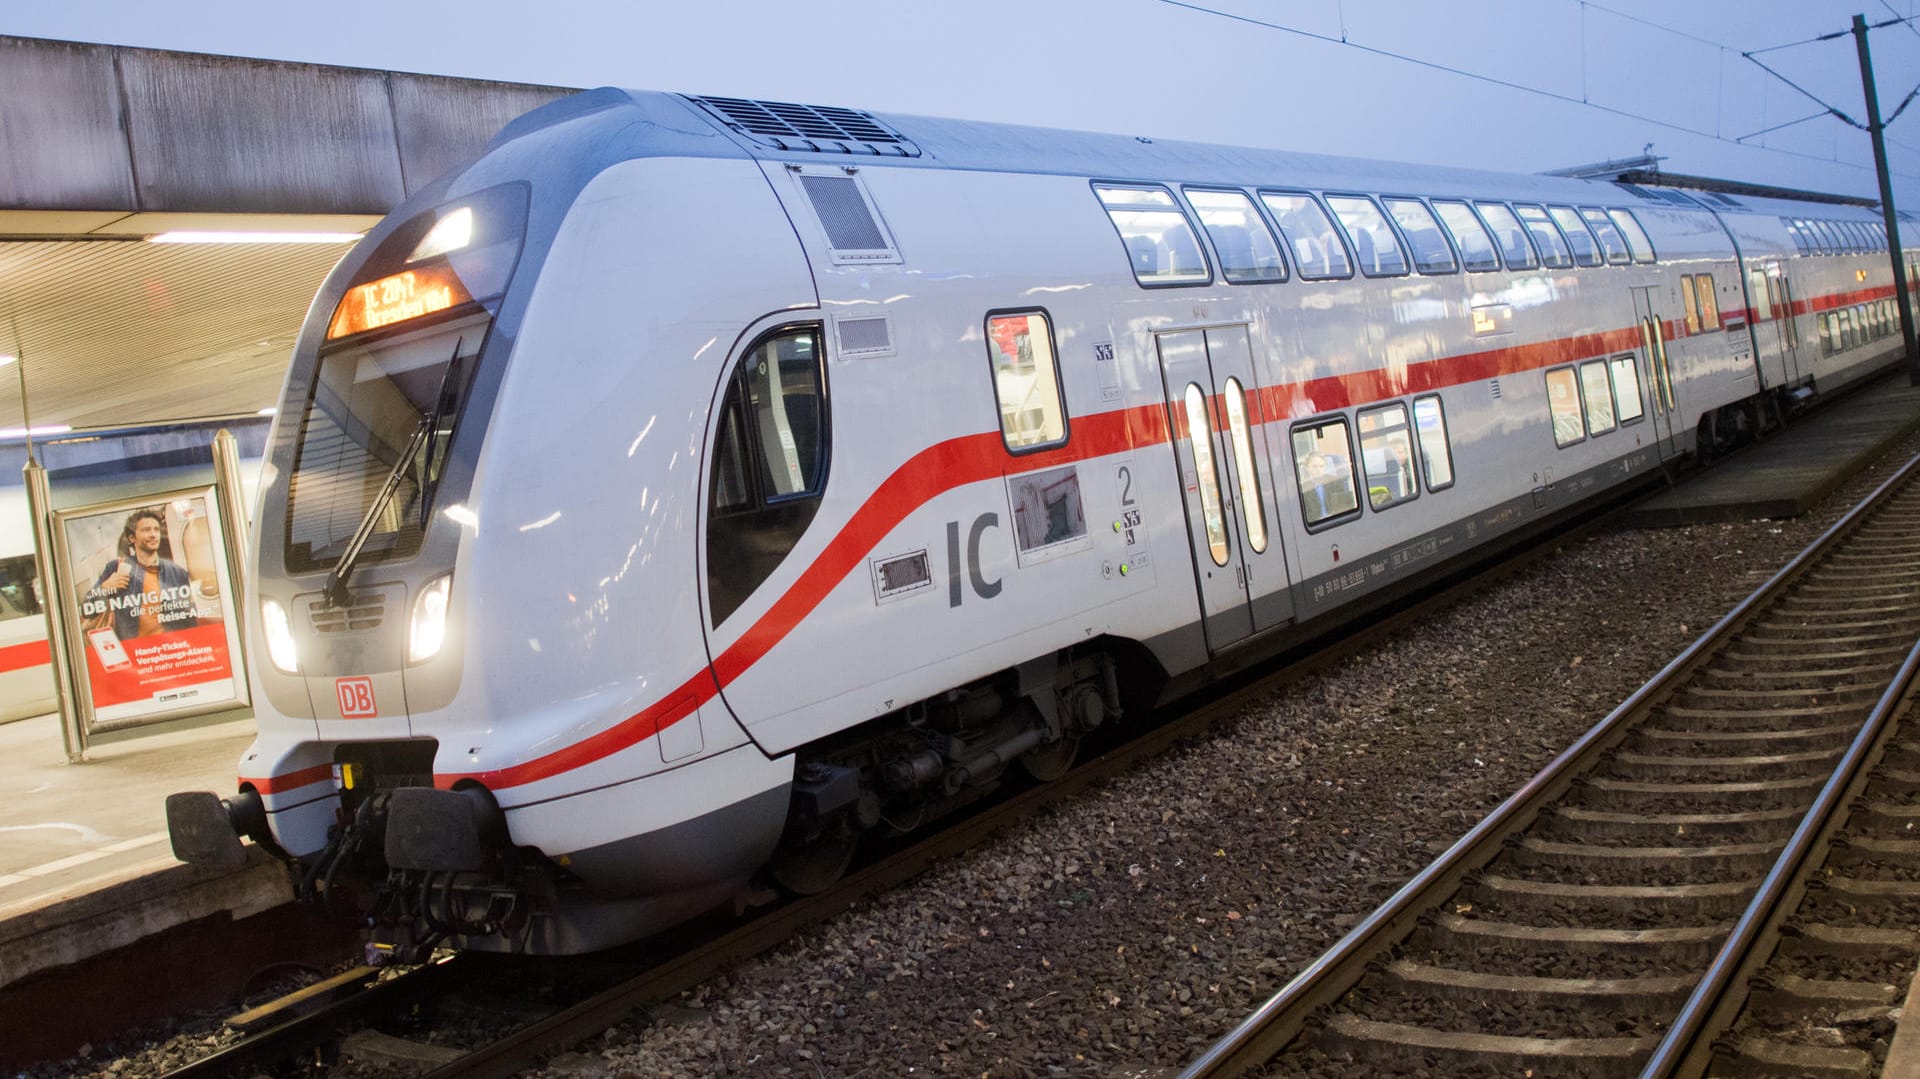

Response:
(322, 339), (464, 609)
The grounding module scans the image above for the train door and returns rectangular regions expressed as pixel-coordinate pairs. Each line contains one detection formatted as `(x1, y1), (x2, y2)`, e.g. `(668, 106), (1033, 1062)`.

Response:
(1154, 326), (1292, 653)
(1630, 287), (1682, 460)
(1751, 262), (1803, 385)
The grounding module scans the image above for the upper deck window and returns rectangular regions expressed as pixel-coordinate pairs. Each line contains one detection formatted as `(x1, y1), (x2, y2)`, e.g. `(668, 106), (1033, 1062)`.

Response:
(1431, 200), (1502, 272)
(1326, 195), (1410, 277)
(1548, 206), (1603, 267)
(1515, 205), (1573, 269)
(1580, 208), (1632, 264)
(1185, 188), (1287, 284)
(1474, 202), (1538, 270)
(1093, 184), (1209, 286)
(1260, 192), (1354, 279)
(1383, 198), (1459, 274)
(1607, 209), (1657, 263)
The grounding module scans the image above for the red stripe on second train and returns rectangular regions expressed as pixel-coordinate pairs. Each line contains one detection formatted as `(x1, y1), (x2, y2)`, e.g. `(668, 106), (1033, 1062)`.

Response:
(0, 639), (50, 674)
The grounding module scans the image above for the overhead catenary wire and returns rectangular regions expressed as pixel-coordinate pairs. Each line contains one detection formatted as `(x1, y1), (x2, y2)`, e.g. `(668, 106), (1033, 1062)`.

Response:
(1156, 0), (1920, 181)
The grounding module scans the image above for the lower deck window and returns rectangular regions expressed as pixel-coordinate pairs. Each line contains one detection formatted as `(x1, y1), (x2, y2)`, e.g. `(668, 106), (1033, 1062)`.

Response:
(1358, 404), (1418, 510)
(1291, 418), (1360, 526)
(1546, 367), (1585, 447)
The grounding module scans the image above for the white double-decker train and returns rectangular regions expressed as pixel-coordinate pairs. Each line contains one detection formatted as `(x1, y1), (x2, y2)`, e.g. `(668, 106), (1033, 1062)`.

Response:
(166, 87), (1913, 956)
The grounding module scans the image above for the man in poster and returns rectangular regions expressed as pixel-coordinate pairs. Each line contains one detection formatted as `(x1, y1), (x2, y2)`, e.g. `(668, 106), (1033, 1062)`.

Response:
(84, 508), (200, 639)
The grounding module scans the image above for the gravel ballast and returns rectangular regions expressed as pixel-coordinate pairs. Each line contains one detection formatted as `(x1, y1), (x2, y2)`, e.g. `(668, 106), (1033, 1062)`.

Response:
(27, 434), (1920, 1079)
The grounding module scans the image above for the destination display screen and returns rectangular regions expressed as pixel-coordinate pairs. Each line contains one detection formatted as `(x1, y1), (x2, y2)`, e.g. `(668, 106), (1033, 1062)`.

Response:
(326, 266), (474, 340)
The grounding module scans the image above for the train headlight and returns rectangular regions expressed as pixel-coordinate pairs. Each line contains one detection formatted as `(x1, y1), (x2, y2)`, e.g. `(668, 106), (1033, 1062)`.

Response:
(409, 574), (452, 664)
(261, 599), (298, 673)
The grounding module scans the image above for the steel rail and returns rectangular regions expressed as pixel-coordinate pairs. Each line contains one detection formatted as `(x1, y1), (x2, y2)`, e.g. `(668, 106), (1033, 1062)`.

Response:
(1640, 625), (1920, 1076)
(1177, 450), (1920, 1078)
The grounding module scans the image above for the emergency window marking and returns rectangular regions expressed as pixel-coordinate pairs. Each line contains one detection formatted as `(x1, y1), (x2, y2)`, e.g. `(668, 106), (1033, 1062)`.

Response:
(986, 311), (1069, 452)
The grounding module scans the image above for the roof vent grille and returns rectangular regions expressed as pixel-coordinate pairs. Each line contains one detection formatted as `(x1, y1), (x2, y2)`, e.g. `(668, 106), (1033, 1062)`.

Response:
(690, 96), (921, 157)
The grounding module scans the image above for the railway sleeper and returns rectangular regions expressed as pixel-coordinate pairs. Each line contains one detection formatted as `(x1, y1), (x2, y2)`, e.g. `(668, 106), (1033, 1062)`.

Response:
(1716, 645), (1912, 670)
(1695, 665), (1904, 690)
(1717, 1034), (1875, 1078)
(1672, 684), (1884, 711)
(1818, 875), (1920, 909)
(1765, 598), (1920, 619)
(1851, 801), (1920, 837)
(1748, 971), (1903, 1016)
(1608, 747), (1843, 781)
(1318, 1014), (1656, 1077)
(1545, 804), (1803, 843)
(1657, 699), (1870, 731)
(1778, 922), (1920, 959)
(1475, 874), (1758, 919)
(1631, 722), (1859, 755)
(1745, 618), (1920, 643)
(1826, 834), (1920, 869)
(1508, 835), (1784, 876)
(1575, 773), (1826, 811)
(1799, 567), (1920, 587)
(1383, 958), (1698, 1010)
(1425, 913), (1726, 962)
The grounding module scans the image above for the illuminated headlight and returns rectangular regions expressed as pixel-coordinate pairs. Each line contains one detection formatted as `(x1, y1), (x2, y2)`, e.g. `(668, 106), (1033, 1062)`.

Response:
(409, 575), (453, 663)
(261, 599), (299, 674)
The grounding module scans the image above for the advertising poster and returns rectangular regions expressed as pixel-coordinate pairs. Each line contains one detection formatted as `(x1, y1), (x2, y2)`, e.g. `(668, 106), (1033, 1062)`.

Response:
(57, 488), (248, 730)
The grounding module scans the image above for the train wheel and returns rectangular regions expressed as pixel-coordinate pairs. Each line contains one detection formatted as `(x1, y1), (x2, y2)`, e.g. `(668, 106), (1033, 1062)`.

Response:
(768, 822), (858, 895)
(1020, 736), (1079, 782)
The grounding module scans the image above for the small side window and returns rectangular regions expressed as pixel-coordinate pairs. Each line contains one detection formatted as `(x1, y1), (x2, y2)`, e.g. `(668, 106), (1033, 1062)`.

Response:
(1325, 195), (1410, 277)
(1546, 367), (1585, 447)
(1260, 191), (1354, 279)
(1682, 274), (1701, 335)
(986, 311), (1068, 452)
(1412, 395), (1454, 491)
(1432, 200), (1501, 272)
(1580, 207), (1632, 264)
(1549, 206), (1603, 267)
(1093, 184), (1210, 286)
(1475, 202), (1538, 270)
(1579, 361), (1616, 436)
(1383, 198), (1459, 274)
(1358, 403), (1418, 511)
(1515, 204), (1573, 269)
(1291, 418), (1360, 527)
(1607, 209), (1657, 263)
(1185, 188), (1288, 284)
(1609, 354), (1645, 424)
(1696, 275), (1721, 331)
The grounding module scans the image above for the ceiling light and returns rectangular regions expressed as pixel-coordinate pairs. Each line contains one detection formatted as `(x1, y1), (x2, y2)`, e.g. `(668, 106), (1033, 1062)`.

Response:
(148, 231), (363, 245)
(0, 355), (15, 367)
(258, 407), (278, 416)
(0, 425), (71, 439)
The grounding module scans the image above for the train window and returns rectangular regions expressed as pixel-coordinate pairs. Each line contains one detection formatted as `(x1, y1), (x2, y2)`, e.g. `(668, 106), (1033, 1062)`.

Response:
(1431, 200), (1502, 272)
(1782, 218), (1811, 253)
(706, 325), (830, 625)
(1680, 274), (1700, 335)
(1382, 198), (1458, 275)
(1579, 361), (1616, 436)
(1185, 188), (1287, 284)
(1259, 191), (1354, 279)
(1474, 202), (1538, 271)
(1695, 275), (1721, 332)
(1325, 195), (1410, 277)
(1221, 378), (1268, 553)
(1813, 220), (1842, 254)
(1514, 205), (1573, 269)
(1545, 367), (1585, 447)
(1781, 278), (1801, 348)
(1748, 270), (1772, 321)
(1580, 208), (1633, 264)
(1607, 209), (1657, 263)
(986, 311), (1068, 453)
(1357, 404), (1418, 511)
(1412, 395), (1455, 491)
(1548, 206), (1603, 267)
(1290, 418), (1360, 527)
(1608, 354), (1645, 424)
(1184, 384), (1230, 566)
(1093, 184), (1210, 286)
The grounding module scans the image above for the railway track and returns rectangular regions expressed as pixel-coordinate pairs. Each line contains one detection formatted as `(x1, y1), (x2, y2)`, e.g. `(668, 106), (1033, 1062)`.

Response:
(1183, 452), (1920, 1078)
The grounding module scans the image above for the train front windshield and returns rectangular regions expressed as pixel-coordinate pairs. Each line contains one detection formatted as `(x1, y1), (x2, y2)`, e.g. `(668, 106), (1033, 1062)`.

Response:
(283, 313), (489, 574)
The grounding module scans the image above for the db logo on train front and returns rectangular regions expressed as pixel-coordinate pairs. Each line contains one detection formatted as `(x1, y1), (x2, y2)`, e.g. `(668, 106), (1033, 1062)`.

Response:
(336, 677), (377, 719)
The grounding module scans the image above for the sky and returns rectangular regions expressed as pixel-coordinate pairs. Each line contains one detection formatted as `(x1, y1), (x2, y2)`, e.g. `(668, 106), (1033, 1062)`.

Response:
(6, 0), (1920, 208)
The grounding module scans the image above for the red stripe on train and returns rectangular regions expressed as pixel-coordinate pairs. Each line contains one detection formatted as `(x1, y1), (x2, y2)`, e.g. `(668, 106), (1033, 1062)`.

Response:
(0, 639), (50, 674)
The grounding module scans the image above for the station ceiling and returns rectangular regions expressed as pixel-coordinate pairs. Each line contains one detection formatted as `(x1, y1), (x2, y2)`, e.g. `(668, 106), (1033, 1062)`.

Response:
(0, 35), (570, 435)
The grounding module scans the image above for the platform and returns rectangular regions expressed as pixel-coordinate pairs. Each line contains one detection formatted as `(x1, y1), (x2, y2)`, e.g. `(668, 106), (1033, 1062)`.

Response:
(1624, 368), (1920, 527)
